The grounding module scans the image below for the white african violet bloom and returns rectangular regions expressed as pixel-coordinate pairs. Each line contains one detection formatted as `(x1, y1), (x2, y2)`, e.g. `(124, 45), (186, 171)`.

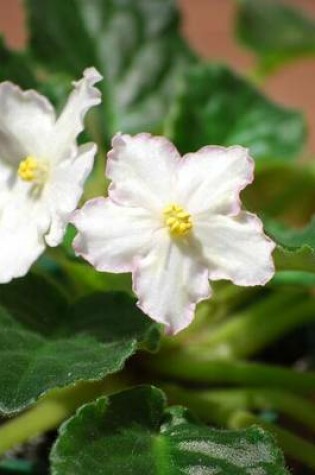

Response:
(72, 133), (275, 334)
(0, 67), (102, 283)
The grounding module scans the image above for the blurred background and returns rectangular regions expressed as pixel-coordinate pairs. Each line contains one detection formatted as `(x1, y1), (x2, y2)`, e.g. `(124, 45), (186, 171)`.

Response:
(0, 0), (314, 153)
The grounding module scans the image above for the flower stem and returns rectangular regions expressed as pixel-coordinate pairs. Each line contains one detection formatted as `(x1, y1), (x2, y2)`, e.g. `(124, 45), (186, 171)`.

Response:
(163, 385), (315, 433)
(145, 352), (315, 393)
(0, 376), (125, 456)
(188, 291), (315, 358)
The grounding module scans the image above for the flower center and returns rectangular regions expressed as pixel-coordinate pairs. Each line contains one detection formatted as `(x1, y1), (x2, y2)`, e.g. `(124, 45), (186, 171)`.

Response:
(163, 204), (193, 237)
(18, 156), (48, 184)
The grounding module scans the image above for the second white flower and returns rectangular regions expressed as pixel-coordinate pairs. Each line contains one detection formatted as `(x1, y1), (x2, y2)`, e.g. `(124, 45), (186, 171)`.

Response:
(72, 133), (275, 334)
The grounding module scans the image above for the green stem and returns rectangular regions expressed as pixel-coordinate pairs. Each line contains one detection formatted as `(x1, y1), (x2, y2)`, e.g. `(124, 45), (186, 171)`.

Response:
(230, 411), (315, 470)
(145, 353), (315, 393)
(189, 292), (315, 358)
(0, 376), (126, 456)
(163, 386), (315, 433)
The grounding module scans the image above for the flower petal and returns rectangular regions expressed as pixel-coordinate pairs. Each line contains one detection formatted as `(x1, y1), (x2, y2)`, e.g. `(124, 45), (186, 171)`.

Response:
(44, 143), (96, 247)
(50, 67), (102, 162)
(0, 199), (46, 283)
(176, 146), (254, 216)
(133, 230), (211, 334)
(194, 211), (275, 286)
(107, 133), (181, 210)
(72, 198), (157, 272)
(0, 82), (55, 162)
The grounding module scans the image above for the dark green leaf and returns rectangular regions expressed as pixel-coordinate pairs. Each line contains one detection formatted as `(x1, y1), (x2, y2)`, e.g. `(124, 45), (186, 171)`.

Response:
(236, 0), (315, 75)
(0, 36), (37, 87)
(265, 216), (315, 253)
(0, 275), (159, 413)
(64, 292), (160, 351)
(25, 0), (194, 140)
(243, 161), (315, 222)
(170, 64), (305, 160)
(0, 273), (69, 337)
(51, 386), (288, 475)
(274, 246), (315, 274)
(266, 217), (315, 275)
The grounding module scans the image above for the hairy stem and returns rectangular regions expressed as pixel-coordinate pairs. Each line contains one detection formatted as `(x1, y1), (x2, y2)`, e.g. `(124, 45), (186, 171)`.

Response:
(145, 352), (315, 393)
(188, 292), (315, 358)
(163, 385), (315, 433)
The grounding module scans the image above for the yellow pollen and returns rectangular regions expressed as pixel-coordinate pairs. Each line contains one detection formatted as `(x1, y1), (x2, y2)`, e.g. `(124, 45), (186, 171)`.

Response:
(163, 204), (193, 237)
(18, 156), (48, 183)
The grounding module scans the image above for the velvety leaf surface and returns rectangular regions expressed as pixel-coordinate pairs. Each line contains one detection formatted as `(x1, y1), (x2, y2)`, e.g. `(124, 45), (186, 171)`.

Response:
(65, 292), (160, 351)
(25, 0), (194, 139)
(266, 217), (315, 275)
(242, 161), (315, 223)
(0, 273), (68, 337)
(0, 276), (159, 414)
(51, 386), (288, 475)
(265, 217), (315, 254)
(236, 0), (315, 74)
(171, 64), (305, 160)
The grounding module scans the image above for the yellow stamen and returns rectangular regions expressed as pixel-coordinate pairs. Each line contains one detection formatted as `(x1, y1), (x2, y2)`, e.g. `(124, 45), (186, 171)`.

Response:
(18, 156), (48, 184)
(163, 203), (193, 237)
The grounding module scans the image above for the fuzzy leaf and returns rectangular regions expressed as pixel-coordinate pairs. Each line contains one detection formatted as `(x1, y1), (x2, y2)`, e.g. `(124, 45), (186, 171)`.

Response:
(170, 64), (306, 160)
(242, 161), (315, 222)
(25, 0), (194, 140)
(0, 276), (159, 414)
(266, 217), (315, 275)
(236, 0), (315, 75)
(265, 217), (315, 254)
(51, 386), (289, 475)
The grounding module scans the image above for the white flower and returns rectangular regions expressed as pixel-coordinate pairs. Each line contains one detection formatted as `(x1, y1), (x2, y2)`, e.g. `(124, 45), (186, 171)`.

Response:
(72, 133), (275, 334)
(0, 67), (102, 283)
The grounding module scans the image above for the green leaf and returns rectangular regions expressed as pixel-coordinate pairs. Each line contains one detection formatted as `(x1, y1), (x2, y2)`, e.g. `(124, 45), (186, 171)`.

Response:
(64, 292), (160, 352)
(266, 217), (315, 275)
(25, 0), (194, 141)
(51, 386), (288, 475)
(242, 161), (315, 221)
(0, 273), (69, 337)
(274, 246), (315, 275)
(265, 216), (315, 253)
(0, 36), (37, 87)
(0, 275), (159, 414)
(170, 64), (306, 160)
(236, 0), (315, 75)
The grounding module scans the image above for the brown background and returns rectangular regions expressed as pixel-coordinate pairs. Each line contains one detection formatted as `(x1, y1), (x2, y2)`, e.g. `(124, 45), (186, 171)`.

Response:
(0, 0), (315, 154)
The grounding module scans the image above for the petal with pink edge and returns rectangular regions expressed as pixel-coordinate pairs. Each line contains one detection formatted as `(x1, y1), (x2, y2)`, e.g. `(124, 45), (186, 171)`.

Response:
(176, 145), (254, 216)
(106, 133), (181, 211)
(194, 211), (275, 286)
(72, 198), (158, 273)
(133, 230), (211, 334)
